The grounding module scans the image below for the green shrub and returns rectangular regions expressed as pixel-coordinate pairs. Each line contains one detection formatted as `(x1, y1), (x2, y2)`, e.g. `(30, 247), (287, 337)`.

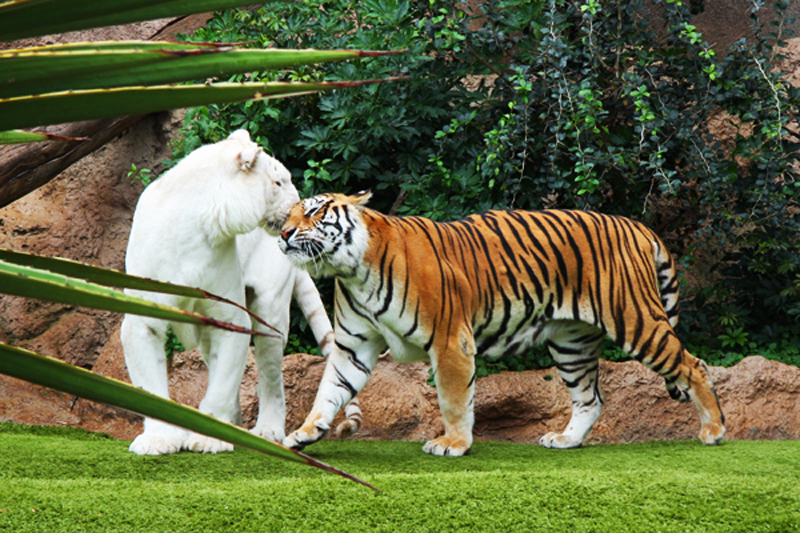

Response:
(176, 0), (800, 367)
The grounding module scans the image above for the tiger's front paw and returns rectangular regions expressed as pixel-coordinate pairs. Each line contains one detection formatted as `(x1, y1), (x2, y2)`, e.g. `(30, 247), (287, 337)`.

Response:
(250, 423), (285, 444)
(283, 424), (328, 451)
(538, 432), (582, 449)
(129, 424), (188, 456)
(422, 436), (472, 457)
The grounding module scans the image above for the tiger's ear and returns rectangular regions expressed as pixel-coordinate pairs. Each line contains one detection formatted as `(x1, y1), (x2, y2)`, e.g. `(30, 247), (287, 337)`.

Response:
(227, 129), (261, 172)
(236, 145), (260, 172)
(351, 190), (372, 208)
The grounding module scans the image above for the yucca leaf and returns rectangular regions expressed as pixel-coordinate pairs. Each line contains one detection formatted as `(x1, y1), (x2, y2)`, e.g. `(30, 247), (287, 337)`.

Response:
(0, 43), (397, 99)
(0, 129), (87, 144)
(0, 248), (217, 297)
(0, 79), (394, 131)
(0, 259), (274, 337)
(0, 342), (378, 490)
(0, 0), (268, 42)
(0, 249), (280, 335)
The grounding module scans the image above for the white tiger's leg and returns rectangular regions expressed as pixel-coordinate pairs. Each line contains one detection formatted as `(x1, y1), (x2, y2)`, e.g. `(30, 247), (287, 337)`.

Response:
(121, 315), (188, 455)
(184, 323), (250, 453)
(539, 323), (605, 450)
(243, 278), (291, 443)
(284, 336), (383, 451)
(250, 333), (287, 442)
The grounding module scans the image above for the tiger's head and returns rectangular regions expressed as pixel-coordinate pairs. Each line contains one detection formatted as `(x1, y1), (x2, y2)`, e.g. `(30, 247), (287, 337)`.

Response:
(278, 191), (372, 278)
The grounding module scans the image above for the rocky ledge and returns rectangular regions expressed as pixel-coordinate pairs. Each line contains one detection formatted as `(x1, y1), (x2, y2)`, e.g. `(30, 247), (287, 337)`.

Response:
(2, 324), (798, 446)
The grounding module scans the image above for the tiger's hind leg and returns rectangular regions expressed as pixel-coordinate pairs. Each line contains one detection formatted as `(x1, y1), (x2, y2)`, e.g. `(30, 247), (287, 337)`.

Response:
(670, 351), (726, 444)
(664, 377), (690, 402)
(630, 325), (726, 445)
(539, 322), (606, 449)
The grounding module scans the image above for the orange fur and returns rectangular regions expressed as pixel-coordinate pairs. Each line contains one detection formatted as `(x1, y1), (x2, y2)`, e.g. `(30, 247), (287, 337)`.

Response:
(280, 193), (725, 455)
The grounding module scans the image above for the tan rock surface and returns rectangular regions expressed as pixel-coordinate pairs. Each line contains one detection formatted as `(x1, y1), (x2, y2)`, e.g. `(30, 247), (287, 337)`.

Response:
(10, 326), (800, 448)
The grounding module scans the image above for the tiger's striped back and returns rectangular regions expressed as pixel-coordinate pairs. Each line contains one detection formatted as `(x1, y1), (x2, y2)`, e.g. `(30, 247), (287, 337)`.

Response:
(356, 209), (674, 365)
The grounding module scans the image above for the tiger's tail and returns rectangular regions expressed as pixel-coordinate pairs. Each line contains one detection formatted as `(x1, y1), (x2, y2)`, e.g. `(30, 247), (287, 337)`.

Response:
(652, 236), (680, 329)
(652, 236), (691, 403)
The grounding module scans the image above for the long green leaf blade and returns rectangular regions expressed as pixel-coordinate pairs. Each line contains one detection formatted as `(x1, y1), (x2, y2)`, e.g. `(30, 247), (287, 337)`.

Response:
(0, 0), (267, 42)
(0, 249), (281, 335)
(0, 129), (87, 144)
(0, 342), (378, 489)
(0, 43), (389, 99)
(0, 79), (394, 131)
(0, 259), (271, 337)
(0, 248), (206, 297)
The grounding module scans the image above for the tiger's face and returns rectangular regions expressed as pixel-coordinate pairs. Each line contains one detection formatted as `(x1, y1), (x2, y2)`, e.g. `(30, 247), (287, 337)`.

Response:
(278, 192), (371, 278)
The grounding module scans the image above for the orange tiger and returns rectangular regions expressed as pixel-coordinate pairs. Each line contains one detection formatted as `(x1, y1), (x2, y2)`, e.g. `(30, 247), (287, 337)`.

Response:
(278, 192), (726, 456)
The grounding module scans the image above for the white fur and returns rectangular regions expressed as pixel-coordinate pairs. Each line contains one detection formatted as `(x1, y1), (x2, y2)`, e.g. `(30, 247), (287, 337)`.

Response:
(121, 130), (333, 455)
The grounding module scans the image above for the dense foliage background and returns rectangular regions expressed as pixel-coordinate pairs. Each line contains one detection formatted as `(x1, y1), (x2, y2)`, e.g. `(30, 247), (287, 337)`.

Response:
(171, 0), (800, 370)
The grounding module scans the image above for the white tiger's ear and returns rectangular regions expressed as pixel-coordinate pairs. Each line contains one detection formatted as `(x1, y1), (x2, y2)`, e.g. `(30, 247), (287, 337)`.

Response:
(236, 144), (261, 172)
(227, 129), (251, 142)
(351, 190), (372, 208)
(227, 129), (260, 172)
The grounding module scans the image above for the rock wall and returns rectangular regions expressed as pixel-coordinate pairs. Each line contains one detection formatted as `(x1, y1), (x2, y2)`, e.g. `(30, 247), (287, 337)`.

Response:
(16, 328), (800, 446)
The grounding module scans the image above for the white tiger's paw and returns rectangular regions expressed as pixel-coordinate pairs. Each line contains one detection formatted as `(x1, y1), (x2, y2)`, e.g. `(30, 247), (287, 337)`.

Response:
(283, 424), (328, 451)
(129, 432), (184, 456)
(539, 432), (582, 449)
(183, 433), (234, 454)
(250, 424), (285, 443)
(422, 436), (472, 457)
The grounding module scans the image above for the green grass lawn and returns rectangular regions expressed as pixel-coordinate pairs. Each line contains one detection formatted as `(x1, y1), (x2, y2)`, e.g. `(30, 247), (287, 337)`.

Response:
(0, 423), (798, 532)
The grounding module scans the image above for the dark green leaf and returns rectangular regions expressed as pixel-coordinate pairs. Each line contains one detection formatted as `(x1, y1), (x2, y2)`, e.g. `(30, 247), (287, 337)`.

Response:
(0, 342), (378, 490)
(0, 0), (271, 42)
(0, 79), (396, 131)
(0, 43), (385, 99)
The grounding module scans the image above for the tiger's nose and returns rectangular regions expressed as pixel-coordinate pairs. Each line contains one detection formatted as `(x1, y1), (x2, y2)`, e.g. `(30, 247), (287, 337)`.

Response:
(280, 227), (295, 241)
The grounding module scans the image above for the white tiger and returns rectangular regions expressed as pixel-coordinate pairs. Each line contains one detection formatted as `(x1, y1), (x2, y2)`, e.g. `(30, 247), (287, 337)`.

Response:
(121, 130), (360, 455)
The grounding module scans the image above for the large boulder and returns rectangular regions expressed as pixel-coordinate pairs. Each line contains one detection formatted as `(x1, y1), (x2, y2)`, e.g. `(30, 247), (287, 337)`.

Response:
(281, 352), (800, 445)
